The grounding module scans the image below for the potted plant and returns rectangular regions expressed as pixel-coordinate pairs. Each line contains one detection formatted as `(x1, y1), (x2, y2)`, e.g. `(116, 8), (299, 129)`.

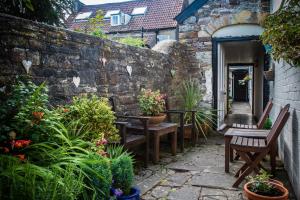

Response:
(109, 146), (140, 200)
(244, 170), (288, 200)
(264, 67), (274, 81)
(263, 117), (272, 129)
(138, 89), (166, 124)
(179, 80), (216, 139)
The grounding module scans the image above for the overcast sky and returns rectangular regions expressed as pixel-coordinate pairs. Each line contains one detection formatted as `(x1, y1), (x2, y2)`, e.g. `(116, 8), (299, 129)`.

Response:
(80, 0), (134, 5)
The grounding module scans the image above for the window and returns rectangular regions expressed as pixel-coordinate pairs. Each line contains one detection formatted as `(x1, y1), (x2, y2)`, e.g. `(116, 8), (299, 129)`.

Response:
(75, 12), (92, 20)
(111, 15), (121, 26)
(131, 7), (147, 15)
(157, 35), (170, 42)
(104, 10), (120, 18)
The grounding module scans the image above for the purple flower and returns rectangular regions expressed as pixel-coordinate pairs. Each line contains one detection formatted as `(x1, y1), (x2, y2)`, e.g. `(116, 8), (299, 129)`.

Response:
(113, 188), (123, 197)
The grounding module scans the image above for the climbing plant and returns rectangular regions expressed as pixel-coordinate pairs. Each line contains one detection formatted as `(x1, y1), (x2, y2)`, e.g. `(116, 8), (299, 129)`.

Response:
(261, 0), (300, 66)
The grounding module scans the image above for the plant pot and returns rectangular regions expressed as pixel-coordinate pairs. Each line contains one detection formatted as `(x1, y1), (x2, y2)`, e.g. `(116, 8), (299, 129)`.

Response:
(264, 70), (274, 81)
(184, 126), (192, 139)
(117, 187), (140, 200)
(244, 182), (289, 200)
(146, 114), (166, 124)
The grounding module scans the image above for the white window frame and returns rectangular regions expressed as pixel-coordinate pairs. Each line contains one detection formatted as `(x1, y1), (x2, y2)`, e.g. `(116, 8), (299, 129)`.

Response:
(104, 10), (120, 18)
(111, 15), (121, 26)
(131, 7), (147, 15)
(75, 12), (92, 21)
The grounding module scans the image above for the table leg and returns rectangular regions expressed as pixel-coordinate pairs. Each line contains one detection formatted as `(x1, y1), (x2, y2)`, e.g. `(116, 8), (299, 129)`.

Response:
(171, 131), (177, 156)
(225, 136), (232, 173)
(153, 134), (160, 164)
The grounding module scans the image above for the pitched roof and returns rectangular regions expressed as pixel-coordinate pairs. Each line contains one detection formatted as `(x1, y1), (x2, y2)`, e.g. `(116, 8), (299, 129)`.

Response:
(175, 0), (209, 23)
(67, 0), (184, 33)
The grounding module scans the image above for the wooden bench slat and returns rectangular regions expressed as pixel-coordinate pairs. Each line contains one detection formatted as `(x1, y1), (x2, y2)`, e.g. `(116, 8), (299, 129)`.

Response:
(253, 138), (259, 147)
(248, 138), (254, 146)
(242, 137), (248, 146)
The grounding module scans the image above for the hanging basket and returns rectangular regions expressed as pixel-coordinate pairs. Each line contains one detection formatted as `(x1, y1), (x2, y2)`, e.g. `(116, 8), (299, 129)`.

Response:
(263, 70), (274, 81)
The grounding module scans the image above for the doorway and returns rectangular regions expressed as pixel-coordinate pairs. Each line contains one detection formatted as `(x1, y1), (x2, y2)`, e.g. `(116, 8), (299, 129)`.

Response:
(228, 65), (254, 115)
(212, 36), (267, 129)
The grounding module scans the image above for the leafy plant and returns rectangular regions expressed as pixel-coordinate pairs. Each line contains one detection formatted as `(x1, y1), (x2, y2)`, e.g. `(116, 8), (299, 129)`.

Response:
(138, 89), (165, 116)
(0, 0), (76, 26)
(179, 80), (216, 139)
(263, 117), (272, 129)
(116, 37), (145, 47)
(261, 0), (300, 66)
(64, 95), (119, 143)
(111, 153), (134, 196)
(247, 170), (283, 197)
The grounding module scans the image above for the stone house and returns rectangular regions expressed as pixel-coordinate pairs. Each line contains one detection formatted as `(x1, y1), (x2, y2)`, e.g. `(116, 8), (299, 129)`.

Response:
(175, 0), (299, 198)
(66, 0), (185, 47)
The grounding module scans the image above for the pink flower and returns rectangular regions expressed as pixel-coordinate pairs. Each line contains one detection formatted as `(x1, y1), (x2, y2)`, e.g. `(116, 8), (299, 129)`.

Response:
(96, 138), (108, 146)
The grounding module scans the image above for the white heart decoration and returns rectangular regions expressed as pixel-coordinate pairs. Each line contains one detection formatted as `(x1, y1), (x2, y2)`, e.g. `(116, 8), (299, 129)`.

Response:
(73, 76), (80, 88)
(0, 86), (6, 92)
(126, 65), (132, 76)
(101, 57), (107, 66)
(22, 60), (32, 74)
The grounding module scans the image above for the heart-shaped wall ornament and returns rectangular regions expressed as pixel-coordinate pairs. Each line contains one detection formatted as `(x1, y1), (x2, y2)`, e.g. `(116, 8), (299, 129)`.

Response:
(73, 76), (80, 88)
(126, 65), (132, 76)
(22, 60), (32, 74)
(0, 86), (6, 93)
(101, 57), (107, 66)
(170, 69), (176, 78)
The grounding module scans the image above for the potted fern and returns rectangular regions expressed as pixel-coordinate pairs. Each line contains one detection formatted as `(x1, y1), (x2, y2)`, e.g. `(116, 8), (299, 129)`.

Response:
(244, 170), (288, 200)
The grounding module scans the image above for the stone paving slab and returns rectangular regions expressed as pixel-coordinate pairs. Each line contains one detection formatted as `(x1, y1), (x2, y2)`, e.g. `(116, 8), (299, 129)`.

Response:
(168, 185), (201, 200)
(200, 188), (244, 200)
(190, 172), (238, 190)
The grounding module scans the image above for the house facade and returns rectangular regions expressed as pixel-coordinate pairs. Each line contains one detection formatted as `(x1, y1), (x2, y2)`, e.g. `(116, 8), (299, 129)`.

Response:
(67, 0), (185, 47)
(175, 0), (299, 198)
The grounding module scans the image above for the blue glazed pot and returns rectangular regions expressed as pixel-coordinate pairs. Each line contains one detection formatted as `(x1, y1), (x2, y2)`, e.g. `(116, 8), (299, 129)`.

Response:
(117, 187), (140, 200)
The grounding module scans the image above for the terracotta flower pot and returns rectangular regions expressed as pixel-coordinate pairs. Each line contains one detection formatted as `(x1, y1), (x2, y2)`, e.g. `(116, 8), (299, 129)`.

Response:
(146, 114), (166, 124)
(244, 182), (289, 200)
(184, 126), (192, 139)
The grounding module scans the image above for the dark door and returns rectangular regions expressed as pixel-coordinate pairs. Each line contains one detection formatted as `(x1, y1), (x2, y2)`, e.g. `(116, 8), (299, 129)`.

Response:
(233, 70), (248, 102)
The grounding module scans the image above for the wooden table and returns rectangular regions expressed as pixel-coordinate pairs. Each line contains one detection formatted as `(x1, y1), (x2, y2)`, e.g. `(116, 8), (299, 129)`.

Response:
(224, 128), (269, 173)
(126, 122), (178, 163)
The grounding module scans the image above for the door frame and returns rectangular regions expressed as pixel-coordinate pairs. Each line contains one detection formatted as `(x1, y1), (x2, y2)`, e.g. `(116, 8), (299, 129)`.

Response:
(227, 63), (255, 115)
(212, 36), (265, 128)
(212, 36), (260, 110)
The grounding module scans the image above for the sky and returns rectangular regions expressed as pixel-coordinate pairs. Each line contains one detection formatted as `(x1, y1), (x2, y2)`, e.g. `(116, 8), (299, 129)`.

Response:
(80, 0), (134, 5)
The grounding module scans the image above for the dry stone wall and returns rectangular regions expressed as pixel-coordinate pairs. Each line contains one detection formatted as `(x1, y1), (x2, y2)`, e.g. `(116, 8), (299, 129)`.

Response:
(0, 14), (196, 114)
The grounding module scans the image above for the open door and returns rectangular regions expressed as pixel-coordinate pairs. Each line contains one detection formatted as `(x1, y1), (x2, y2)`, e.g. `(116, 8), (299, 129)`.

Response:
(217, 44), (227, 129)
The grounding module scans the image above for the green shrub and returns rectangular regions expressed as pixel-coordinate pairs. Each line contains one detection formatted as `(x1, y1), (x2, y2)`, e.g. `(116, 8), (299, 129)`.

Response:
(263, 117), (272, 129)
(86, 153), (112, 199)
(65, 95), (120, 143)
(261, 0), (300, 66)
(116, 37), (145, 47)
(111, 153), (134, 195)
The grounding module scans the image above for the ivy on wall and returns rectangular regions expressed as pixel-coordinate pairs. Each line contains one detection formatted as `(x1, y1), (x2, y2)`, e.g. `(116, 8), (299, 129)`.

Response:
(261, 0), (300, 66)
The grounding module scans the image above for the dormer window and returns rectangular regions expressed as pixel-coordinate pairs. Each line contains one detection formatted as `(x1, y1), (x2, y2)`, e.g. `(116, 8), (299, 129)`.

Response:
(75, 12), (92, 21)
(131, 7), (147, 15)
(104, 10), (120, 18)
(111, 15), (121, 26)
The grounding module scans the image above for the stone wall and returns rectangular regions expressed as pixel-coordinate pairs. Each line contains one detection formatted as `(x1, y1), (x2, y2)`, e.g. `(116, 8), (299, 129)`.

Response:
(178, 0), (269, 104)
(0, 14), (196, 114)
(269, 61), (300, 199)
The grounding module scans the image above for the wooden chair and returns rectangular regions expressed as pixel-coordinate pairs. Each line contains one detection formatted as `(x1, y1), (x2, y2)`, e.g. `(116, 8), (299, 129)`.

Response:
(109, 97), (150, 167)
(230, 104), (290, 187)
(164, 96), (197, 152)
(231, 99), (273, 129)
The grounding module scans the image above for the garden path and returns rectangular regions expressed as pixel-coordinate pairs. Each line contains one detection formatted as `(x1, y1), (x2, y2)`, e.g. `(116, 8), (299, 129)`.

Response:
(134, 134), (296, 200)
